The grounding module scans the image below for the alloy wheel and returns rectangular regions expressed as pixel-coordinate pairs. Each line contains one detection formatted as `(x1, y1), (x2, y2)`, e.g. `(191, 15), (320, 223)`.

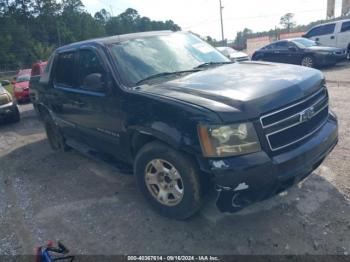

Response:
(301, 57), (314, 68)
(144, 159), (184, 206)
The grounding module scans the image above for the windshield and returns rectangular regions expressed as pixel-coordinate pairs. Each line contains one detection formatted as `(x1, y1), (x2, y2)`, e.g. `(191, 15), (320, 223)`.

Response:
(16, 75), (30, 83)
(292, 38), (318, 48)
(110, 33), (229, 87)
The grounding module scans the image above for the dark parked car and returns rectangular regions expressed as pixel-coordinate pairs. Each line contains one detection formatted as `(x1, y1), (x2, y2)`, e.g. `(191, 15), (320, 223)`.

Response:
(0, 83), (20, 123)
(31, 31), (338, 219)
(252, 38), (347, 68)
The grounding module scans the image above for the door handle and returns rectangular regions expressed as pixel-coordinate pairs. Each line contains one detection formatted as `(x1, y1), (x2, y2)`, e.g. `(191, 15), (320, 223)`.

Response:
(73, 101), (85, 106)
(315, 38), (319, 41)
(330, 36), (335, 39)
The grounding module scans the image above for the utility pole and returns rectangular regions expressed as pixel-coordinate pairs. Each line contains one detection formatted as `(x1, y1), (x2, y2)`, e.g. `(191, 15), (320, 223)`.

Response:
(219, 0), (225, 44)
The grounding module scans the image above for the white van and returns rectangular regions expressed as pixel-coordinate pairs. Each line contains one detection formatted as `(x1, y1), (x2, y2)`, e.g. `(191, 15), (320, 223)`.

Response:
(303, 19), (350, 59)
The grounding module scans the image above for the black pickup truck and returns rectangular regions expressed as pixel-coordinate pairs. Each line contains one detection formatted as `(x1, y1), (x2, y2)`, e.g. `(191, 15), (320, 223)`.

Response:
(30, 31), (338, 219)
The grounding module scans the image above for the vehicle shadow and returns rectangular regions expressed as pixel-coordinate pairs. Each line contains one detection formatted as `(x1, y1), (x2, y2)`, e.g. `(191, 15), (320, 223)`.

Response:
(0, 105), (43, 137)
(1, 139), (349, 256)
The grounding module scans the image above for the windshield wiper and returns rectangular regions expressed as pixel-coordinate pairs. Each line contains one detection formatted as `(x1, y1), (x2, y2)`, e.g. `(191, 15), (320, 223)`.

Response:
(194, 61), (234, 69)
(135, 69), (201, 86)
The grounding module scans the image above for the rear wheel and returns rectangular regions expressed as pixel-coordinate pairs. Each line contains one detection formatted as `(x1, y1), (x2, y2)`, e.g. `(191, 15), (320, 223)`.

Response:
(134, 141), (203, 220)
(43, 114), (69, 151)
(347, 46), (350, 60)
(301, 56), (315, 68)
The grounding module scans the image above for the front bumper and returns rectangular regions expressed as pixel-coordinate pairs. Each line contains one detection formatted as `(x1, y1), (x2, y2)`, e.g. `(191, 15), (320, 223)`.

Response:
(0, 101), (17, 118)
(198, 114), (338, 213)
(315, 53), (347, 66)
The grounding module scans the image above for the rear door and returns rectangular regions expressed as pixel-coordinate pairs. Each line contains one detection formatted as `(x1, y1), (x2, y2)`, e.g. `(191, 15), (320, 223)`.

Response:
(50, 51), (81, 141)
(306, 23), (336, 47)
(258, 43), (277, 62)
(271, 41), (290, 63)
(337, 20), (350, 49)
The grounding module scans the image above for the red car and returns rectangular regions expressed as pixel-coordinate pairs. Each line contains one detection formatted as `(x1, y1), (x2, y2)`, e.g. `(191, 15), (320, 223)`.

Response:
(31, 61), (47, 77)
(13, 69), (31, 102)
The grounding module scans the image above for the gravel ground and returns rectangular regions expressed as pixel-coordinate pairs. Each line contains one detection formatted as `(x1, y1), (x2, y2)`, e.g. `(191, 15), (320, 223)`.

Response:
(0, 82), (349, 256)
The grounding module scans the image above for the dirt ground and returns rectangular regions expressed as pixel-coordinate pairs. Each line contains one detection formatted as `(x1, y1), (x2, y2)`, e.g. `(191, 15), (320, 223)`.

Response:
(0, 66), (349, 256)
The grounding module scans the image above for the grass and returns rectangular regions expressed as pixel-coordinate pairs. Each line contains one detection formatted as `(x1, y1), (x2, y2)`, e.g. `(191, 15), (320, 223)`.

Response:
(0, 75), (14, 96)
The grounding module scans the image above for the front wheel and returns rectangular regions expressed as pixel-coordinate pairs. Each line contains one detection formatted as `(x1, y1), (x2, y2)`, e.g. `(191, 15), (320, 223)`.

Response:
(134, 141), (203, 220)
(301, 56), (315, 68)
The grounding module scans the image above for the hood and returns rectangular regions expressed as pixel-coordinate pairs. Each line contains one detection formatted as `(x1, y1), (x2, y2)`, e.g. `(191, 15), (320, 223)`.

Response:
(15, 81), (29, 89)
(306, 46), (344, 52)
(137, 62), (324, 122)
(229, 52), (249, 59)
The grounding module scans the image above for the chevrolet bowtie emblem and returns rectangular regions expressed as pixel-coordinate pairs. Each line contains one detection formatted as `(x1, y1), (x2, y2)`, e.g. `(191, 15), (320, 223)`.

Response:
(300, 107), (315, 123)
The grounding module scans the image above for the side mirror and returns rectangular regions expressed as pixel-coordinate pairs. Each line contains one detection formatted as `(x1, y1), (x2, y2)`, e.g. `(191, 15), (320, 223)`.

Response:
(11, 80), (16, 85)
(302, 34), (308, 38)
(289, 46), (297, 52)
(1, 80), (10, 86)
(83, 73), (104, 92)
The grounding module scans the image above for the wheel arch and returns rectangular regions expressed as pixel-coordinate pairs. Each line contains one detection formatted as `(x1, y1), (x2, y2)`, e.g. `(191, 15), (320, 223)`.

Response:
(129, 127), (200, 162)
(36, 103), (50, 119)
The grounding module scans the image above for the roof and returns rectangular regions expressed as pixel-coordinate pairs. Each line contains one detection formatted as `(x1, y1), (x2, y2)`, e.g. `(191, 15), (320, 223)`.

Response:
(310, 18), (350, 28)
(56, 30), (174, 52)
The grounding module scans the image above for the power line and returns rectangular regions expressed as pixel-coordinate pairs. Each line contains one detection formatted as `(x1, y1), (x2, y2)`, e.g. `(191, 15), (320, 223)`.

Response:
(183, 8), (326, 30)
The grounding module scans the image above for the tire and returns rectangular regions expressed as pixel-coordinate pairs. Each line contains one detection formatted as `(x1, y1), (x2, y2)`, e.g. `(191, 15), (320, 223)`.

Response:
(134, 141), (203, 220)
(43, 114), (69, 151)
(301, 56), (315, 68)
(8, 106), (20, 123)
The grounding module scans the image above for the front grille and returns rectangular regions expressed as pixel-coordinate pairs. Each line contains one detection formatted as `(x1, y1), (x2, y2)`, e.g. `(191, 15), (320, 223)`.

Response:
(260, 88), (329, 152)
(0, 94), (10, 106)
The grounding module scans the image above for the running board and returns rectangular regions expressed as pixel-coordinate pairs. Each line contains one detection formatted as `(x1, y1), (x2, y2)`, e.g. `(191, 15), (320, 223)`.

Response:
(66, 139), (133, 175)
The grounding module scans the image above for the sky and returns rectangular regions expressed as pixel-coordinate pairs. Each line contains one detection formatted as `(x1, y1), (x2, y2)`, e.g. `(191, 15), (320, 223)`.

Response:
(81, 0), (344, 40)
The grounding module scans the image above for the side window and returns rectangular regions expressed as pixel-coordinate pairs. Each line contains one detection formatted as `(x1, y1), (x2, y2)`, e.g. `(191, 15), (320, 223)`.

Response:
(341, 21), (350, 32)
(78, 49), (106, 92)
(54, 52), (77, 87)
(307, 26), (321, 37)
(308, 24), (335, 37)
(263, 43), (275, 50)
(275, 41), (288, 50)
(320, 24), (336, 35)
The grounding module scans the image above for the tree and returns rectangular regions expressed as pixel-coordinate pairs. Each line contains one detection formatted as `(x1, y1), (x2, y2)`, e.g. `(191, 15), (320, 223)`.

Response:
(280, 13), (296, 32)
(233, 28), (253, 50)
(0, 2), (181, 70)
(94, 8), (110, 25)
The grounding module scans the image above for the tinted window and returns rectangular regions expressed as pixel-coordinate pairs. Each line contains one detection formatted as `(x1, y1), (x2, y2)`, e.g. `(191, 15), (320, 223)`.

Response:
(308, 24), (335, 37)
(341, 21), (350, 32)
(41, 55), (54, 83)
(54, 52), (76, 87)
(275, 41), (289, 50)
(263, 43), (275, 50)
(78, 49), (106, 91)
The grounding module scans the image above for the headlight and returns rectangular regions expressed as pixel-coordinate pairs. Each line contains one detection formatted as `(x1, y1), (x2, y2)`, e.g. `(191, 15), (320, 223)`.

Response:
(317, 50), (332, 55)
(198, 122), (261, 157)
(0, 94), (11, 105)
(14, 86), (23, 92)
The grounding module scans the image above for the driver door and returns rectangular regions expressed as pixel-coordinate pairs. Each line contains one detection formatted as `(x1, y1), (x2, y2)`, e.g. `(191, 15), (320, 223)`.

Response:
(70, 47), (124, 158)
